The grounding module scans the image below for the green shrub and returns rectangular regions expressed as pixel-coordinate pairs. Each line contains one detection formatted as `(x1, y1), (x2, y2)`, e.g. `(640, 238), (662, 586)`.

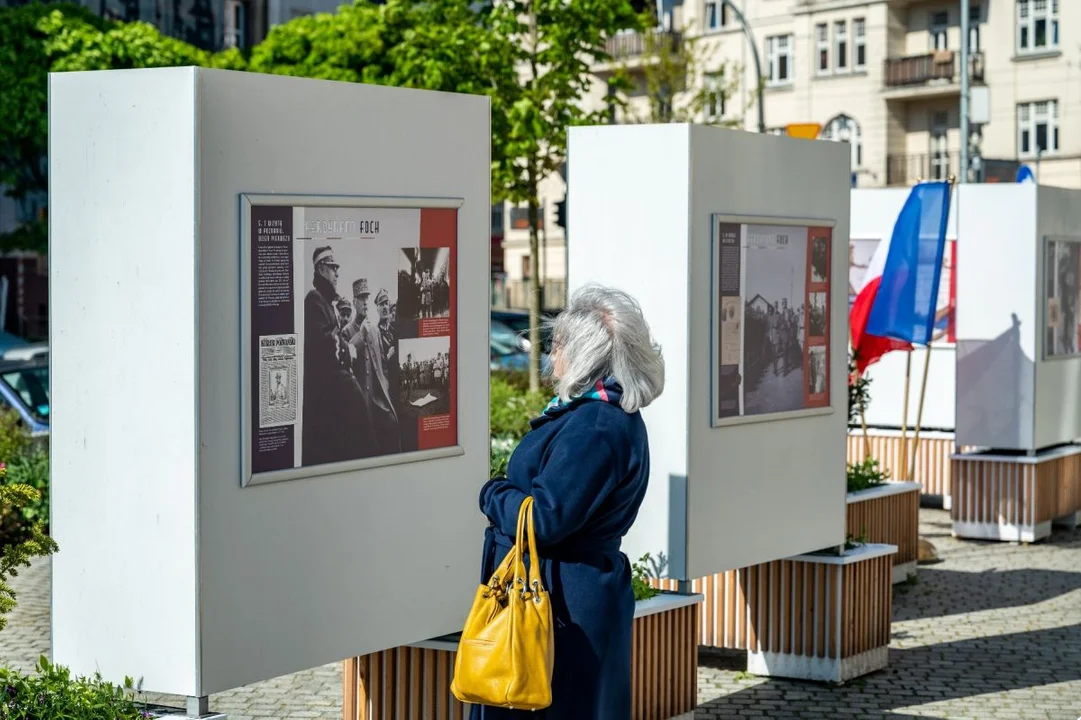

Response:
(0, 469), (57, 632)
(0, 410), (30, 466)
(4, 450), (48, 533)
(490, 374), (548, 441)
(631, 554), (660, 602)
(847, 354), (872, 427)
(846, 457), (890, 494)
(0, 656), (146, 719)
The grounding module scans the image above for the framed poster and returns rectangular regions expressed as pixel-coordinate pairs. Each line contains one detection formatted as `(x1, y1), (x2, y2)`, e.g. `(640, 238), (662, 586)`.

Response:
(711, 215), (834, 427)
(241, 194), (463, 486)
(1043, 235), (1081, 360)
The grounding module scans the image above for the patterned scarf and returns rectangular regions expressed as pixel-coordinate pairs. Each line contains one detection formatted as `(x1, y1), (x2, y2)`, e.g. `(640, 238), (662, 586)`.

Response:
(531, 377), (624, 428)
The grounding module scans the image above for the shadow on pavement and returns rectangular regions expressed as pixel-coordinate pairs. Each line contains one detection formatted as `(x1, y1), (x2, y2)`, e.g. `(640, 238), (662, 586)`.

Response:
(697, 623), (1081, 717)
(892, 565), (1081, 622)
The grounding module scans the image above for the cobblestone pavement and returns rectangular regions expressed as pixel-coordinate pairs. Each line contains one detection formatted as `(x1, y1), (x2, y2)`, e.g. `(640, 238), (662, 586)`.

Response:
(697, 509), (1081, 719)
(2, 509), (1080, 719)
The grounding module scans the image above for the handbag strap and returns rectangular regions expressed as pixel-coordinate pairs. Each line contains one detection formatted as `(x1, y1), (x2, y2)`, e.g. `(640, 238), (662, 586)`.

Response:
(511, 496), (533, 597)
(524, 496), (544, 594)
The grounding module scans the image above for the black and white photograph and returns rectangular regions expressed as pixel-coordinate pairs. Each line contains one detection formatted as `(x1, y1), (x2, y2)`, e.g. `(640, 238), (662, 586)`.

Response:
(398, 336), (452, 417)
(1046, 238), (1081, 358)
(811, 234), (829, 284)
(807, 345), (827, 396)
(398, 248), (451, 323)
(741, 225), (808, 416)
(300, 234), (403, 465)
(809, 292), (827, 338)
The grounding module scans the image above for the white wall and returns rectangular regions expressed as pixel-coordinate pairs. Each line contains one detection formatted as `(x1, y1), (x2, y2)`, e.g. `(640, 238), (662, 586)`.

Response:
(50, 67), (200, 697)
(568, 125), (848, 582)
(51, 68), (491, 697)
(685, 128), (849, 578)
(955, 184), (1038, 451)
(566, 124), (691, 577)
(1033, 185), (1081, 449)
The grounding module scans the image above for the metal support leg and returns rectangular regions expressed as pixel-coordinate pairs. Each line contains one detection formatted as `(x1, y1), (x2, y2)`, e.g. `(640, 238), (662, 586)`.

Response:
(186, 696), (209, 718)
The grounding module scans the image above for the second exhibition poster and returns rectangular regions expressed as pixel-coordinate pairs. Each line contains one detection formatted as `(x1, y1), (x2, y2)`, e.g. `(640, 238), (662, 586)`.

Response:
(248, 202), (458, 479)
(713, 216), (832, 425)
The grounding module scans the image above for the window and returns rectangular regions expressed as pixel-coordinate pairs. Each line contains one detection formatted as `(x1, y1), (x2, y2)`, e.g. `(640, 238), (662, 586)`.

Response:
(815, 24), (829, 75)
(521, 255), (532, 280)
(223, 0), (247, 49)
(705, 73), (726, 121)
(968, 4), (981, 53)
(930, 111), (950, 181)
(854, 18), (867, 70)
(1017, 0), (1059, 53)
(766, 35), (793, 86)
(930, 10), (948, 50)
(822, 114), (862, 170)
(1018, 100), (1059, 156)
(510, 205), (543, 231)
(704, 0), (726, 31)
(491, 203), (505, 236)
(834, 21), (848, 72)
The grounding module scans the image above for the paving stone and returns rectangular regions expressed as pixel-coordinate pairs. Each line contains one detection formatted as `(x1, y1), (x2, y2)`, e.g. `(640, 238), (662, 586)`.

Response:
(3, 509), (1081, 718)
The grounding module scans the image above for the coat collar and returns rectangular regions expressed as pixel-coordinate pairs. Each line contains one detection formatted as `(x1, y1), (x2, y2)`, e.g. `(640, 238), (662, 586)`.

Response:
(530, 378), (624, 429)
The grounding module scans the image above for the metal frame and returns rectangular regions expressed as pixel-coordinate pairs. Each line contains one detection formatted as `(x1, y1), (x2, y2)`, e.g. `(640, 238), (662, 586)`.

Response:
(239, 193), (465, 487)
(708, 213), (837, 429)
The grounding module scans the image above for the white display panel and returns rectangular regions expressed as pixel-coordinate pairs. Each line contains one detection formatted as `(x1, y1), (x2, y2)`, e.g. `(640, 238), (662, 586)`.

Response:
(955, 184), (1081, 452)
(568, 125), (849, 582)
(51, 67), (490, 697)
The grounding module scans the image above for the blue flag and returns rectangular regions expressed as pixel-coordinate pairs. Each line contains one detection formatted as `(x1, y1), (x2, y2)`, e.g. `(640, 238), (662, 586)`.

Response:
(865, 181), (952, 346)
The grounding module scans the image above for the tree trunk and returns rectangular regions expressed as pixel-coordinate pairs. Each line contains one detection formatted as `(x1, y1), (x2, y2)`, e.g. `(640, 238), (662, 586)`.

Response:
(527, 165), (542, 393)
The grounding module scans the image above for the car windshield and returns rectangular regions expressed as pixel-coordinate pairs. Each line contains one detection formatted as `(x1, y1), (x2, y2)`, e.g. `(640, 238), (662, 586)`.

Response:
(490, 335), (522, 357)
(0, 366), (49, 423)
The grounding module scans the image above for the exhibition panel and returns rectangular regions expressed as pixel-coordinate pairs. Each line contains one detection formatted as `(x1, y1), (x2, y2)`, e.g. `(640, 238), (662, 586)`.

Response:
(51, 67), (491, 697)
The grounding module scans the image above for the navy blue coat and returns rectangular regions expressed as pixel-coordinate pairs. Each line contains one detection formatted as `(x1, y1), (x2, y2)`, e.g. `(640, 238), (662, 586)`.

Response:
(473, 396), (651, 720)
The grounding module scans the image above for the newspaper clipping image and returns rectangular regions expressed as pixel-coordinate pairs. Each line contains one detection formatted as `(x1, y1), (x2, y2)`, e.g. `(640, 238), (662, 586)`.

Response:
(713, 217), (832, 424)
(1045, 236), (1081, 358)
(258, 334), (298, 428)
(248, 202), (458, 479)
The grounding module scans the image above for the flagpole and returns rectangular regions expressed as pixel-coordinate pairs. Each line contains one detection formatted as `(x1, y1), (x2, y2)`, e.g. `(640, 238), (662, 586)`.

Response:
(900, 350), (912, 481)
(909, 175), (957, 481)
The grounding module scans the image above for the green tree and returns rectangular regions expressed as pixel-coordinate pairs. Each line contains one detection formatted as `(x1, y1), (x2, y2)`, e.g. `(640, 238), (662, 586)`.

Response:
(488, 0), (639, 391)
(0, 3), (209, 253)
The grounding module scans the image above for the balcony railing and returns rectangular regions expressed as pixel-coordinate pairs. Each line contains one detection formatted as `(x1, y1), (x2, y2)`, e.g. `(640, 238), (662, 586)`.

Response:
(605, 30), (682, 60)
(884, 51), (984, 89)
(886, 152), (960, 186)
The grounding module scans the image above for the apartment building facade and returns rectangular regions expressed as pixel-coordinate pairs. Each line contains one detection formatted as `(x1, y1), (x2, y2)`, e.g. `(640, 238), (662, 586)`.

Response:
(497, 0), (1079, 309)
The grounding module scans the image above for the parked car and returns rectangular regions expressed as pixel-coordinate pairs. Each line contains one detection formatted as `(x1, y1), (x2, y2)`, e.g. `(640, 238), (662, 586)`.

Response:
(491, 310), (554, 353)
(0, 354), (49, 437)
(490, 317), (549, 373)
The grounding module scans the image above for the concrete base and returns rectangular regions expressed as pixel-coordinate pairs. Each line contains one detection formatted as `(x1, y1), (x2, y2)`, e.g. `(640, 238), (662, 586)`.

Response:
(669, 713), (695, 720)
(892, 560), (917, 585)
(952, 520), (1051, 543)
(747, 646), (888, 684)
(1053, 511), (1080, 530)
(942, 494), (952, 511)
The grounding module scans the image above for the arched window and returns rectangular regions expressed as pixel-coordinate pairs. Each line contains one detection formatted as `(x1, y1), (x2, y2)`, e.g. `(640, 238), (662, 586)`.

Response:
(821, 114), (862, 170)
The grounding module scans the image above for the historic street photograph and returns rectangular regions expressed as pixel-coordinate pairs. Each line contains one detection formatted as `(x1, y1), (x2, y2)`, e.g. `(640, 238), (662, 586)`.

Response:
(398, 247), (451, 324)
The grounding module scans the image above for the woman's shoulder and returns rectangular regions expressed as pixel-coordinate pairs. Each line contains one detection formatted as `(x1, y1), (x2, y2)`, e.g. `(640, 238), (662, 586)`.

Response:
(565, 400), (645, 442)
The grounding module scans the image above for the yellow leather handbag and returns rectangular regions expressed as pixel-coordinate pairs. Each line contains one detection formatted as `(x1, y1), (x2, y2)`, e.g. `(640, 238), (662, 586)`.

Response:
(451, 496), (554, 709)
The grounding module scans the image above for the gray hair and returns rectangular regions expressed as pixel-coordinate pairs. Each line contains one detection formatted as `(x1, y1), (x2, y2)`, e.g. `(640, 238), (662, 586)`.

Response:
(547, 283), (665, 413)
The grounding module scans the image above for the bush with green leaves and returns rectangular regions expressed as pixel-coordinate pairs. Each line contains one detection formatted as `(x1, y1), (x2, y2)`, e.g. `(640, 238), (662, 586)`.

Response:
(847, 354), (872, 426)
(846, 457), (890, 494)
(0, 464), (57, 632)
(0, 656), (147, 719)
(631, 554), (660, 602)
(4, 450), (49, 533)
(489, 373), (549, 477)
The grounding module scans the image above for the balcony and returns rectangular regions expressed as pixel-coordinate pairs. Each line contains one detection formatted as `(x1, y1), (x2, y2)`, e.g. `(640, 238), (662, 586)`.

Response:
(883, 51), (984, 98)
(886, 153), (1021, 186)
(597, 30), (682, 73)
(886, 152), (960, 187)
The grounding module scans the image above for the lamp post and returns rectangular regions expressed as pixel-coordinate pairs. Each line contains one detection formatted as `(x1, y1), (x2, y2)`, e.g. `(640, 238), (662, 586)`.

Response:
(720, 0), (766, 133)
(960, 0), (970, 183)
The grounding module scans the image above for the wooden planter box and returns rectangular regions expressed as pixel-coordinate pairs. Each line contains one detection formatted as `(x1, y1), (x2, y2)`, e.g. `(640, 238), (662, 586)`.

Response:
(341, 591), (702, 720)
(744, 544), (896, 684)
(951, 445), (1081, 542)
(846, 481), (921, 584)
(848, 430), (956, 504)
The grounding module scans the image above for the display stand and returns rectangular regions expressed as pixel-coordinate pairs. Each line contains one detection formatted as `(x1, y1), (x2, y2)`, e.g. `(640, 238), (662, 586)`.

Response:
(847, 429), (956, 508)
(846, 482), (921, 583)
(953, 184), (1081, 541)
(50, 68), (490, 699)
(951, 445), (1081, 542)
(341, 592), (703, 720)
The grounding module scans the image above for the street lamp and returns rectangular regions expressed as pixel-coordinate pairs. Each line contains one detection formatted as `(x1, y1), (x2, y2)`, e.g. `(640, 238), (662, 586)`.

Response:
(720, 0), (766, 134)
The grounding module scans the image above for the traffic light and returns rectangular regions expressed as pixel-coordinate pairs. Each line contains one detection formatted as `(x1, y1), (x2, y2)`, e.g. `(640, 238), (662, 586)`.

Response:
(554, 199), (567, 230)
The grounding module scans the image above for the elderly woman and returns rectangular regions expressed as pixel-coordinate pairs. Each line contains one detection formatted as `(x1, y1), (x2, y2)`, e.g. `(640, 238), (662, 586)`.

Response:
(474, 284), (665, 719)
